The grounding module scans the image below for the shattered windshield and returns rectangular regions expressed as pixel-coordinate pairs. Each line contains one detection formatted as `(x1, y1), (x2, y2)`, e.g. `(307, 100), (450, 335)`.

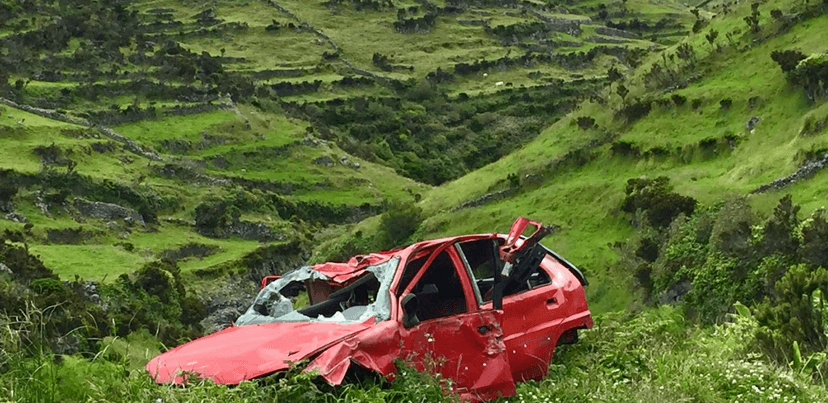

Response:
(235, 257), (399, 326)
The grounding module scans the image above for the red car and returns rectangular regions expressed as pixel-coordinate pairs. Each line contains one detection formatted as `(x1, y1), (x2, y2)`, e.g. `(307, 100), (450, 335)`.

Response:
(147, 217), (593, 401)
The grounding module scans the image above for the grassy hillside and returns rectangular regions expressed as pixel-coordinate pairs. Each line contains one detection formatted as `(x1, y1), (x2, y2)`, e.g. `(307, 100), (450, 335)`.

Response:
(404, 0), (828, 312)
(3, 0), (828, 401)
(0, 0), (695, 283)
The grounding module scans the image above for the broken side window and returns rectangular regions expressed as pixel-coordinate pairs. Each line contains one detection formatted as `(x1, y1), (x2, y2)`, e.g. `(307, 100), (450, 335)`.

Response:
(395, 247), (433, 296)
(235, 257), (399, 326)
(503, 257), (551, 295)
(457, 238), (503, 303)
(406, 250), (469, 322)
(458, 238), (552, 303)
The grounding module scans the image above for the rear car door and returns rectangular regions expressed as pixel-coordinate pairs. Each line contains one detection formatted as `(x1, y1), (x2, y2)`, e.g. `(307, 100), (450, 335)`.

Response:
(398, 246), (516, 401)
(457, 237), (568, 382)
(498, 255), (563, 381)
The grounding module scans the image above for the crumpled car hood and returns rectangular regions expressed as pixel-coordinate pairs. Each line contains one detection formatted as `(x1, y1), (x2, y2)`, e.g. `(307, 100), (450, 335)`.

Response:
(146, 320), (372, 384)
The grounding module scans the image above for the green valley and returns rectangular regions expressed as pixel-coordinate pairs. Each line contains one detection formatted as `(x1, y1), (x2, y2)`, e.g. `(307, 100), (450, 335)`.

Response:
(2, 0), (828, 401)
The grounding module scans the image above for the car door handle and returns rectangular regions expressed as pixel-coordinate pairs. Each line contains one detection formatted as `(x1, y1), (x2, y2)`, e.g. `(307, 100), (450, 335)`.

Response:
(546, 297), (557, 306)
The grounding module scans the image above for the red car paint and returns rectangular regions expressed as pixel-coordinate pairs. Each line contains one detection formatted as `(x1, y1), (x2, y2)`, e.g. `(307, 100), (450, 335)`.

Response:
(146, 217), (593, 402)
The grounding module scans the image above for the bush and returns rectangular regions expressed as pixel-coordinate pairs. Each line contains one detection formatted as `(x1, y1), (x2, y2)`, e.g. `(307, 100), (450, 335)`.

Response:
(622, 176), (697, 229)
(100, 259), (204, 346)
(754, 264), (828, 362)
(670, 94), (686, 106)
(758, 194), (800, 257)
(789, 53), (828, 101)
(378, 200), (422, 249)
(615, 98), (652, 124)
(576, 116), (596, 130)
(194, 199), (231, 230)
(800, 209), (828, 269)
(1, 232), (109, 355)
(610, 140), (641, 157)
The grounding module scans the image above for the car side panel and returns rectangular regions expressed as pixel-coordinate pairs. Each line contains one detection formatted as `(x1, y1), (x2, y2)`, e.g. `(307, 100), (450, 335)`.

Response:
(306, 321), (402, 385)
(499, 255), (592, 381)
(400, 310), (516, 402)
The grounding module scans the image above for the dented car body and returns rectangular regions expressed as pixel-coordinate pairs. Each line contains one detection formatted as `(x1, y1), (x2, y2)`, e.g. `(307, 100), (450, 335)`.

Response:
(147, 217), (593, 401)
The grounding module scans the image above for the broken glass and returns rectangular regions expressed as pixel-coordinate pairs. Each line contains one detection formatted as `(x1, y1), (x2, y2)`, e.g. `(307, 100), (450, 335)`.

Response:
(235, 257), (399, 325)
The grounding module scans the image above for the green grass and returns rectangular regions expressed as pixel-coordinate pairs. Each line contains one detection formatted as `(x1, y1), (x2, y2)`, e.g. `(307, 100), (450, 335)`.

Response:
(0, 106), (77, 128)
(505, 305), (828, 402)
(114, 110), (240, 143)
(29, 244), (152, 281)
(19, 223), (269, 281)
(181, 27), (331, 69)
(3, 1), (828, 402)
(0, 107), (151, 179)
(6, 303), (828, 403)
(410, 4), (828, 314)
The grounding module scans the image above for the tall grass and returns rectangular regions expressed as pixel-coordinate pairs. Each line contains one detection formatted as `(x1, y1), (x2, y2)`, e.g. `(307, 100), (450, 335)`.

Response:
(0, 303), (453, 403)
(4, 303), (828, 402)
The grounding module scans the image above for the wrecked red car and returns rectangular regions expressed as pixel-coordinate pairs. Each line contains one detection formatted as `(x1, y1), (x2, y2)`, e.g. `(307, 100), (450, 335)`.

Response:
(146, 217), (593, 401)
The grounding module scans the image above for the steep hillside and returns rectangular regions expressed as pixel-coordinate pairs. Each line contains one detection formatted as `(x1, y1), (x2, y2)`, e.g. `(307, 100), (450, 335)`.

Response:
(3, 0), (828, 401)
(0, 0), (694, 283)
(407, 0), (828, 312)
(0, 0), (707, 285)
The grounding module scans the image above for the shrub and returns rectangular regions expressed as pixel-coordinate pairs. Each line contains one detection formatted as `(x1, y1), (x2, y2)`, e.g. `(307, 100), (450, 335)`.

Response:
(754, 264), (828, 362)
(670, 94), (686, 106)
(770, 9), (783, 20)
(615, 98), (652, 124)
(378, 199), (422, 249)
(265, 19), (281, 32)
(100, 259), (204, 346)
(425, 67), (454, 84)
(705, 29), (718, 48)
(372, 52), (392, 71)
(708, 197), (754, 261)
(576, 116), (596, 130)
(800, 209), (828, 269)
(0, 183), (17, 212)
(770, 50), (807, 73)
(610, 140), (641, 157)
(1, 233), (109, 355)
(744, 3), (761, 33)
(789, 53), (828, 101)
(692, 18), (707, 34)
(194, 199), (230, 231)
(622, 176), (697, 229)
(758, 194), (800, 258)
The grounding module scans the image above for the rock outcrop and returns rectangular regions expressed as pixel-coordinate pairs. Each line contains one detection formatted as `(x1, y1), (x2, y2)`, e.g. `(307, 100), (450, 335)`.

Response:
(74, 198), (145, 226)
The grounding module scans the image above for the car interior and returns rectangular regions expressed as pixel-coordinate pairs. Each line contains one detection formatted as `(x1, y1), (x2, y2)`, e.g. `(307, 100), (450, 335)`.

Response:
(398, 248), (469, 323)
(253, 273), (381, 321)
(458, 238), (552, 302)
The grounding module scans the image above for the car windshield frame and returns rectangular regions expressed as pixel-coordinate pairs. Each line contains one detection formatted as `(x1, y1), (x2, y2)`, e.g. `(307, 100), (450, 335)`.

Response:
(235, 257), (400, 325)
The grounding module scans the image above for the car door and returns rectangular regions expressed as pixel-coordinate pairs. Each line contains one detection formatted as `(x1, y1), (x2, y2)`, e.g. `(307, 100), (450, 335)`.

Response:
(397, 246), (515, 401)
(457, 237), (564, 382)
(498, 255), (564, 382)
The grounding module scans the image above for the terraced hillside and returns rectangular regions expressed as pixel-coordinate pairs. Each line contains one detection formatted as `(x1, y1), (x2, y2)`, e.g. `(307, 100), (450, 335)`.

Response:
(4, 0), (828, 402)
(0, 0), (698, 283)
(405, 0), (828, 312)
